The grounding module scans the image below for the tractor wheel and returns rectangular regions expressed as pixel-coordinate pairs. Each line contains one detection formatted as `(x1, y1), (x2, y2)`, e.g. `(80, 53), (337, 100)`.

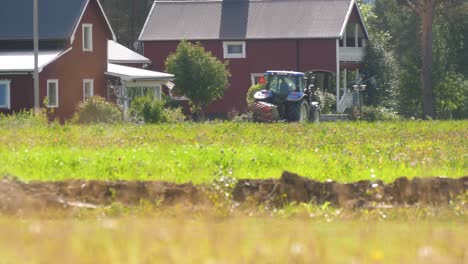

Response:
(288, 100), (309, 122)
(310, 107), (320, 123)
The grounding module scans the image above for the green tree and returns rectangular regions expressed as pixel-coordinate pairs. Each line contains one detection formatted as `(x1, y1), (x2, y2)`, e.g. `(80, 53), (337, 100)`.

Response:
(165, 41), (231, 120)
(360, 2), (400, 110)
(370, 0), (466, 118)
(398, 0), (465, 119)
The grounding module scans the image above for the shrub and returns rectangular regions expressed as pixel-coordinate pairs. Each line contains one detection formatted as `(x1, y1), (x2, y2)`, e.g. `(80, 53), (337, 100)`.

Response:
(0, 109), (48, 127)
(315, 90), (336, 114)
(72, 96), (122, 124)
(246, 83), (265, 106)
(129, 96), (167, 124)
(360, 106), (401, 121)
(164, 107), (186, 123)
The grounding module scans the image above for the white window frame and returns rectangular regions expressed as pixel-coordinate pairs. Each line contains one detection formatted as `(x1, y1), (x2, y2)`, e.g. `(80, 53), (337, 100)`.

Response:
(223, 41), (246, 59)
(0, 80), (11, 109)
(82, 23), (93, 52)
(250, 73), (264, 86)
(47, 79), (59, 108)
(83, 79), (94, 101)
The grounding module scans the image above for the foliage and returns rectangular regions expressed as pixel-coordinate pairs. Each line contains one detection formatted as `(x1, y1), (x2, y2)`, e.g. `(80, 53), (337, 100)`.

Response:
(164, 107), (186, 123)
(0, 109), (49, 127)
(0, 121), (465, 183)
(366, 0), (467, 118)
(434, 71), (467, 119)
(72, 96), (122, 124)
(165, 41), (231, 119)
(129, 96), (167, 124)
(246, 83), (265, 106)
(360, 106), (401, 122)
(314, 90), (336, 114)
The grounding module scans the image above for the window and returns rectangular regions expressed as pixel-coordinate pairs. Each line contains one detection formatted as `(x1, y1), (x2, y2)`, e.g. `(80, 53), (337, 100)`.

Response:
(154, 86), (161, 100)
(82, 24), (93, 51)
(223, 41), (246, 59)
(0, 80), (10, 109)
(83, 79), (94, 101)
(250, 73), (264, 86)
(47, 80), (59, 108)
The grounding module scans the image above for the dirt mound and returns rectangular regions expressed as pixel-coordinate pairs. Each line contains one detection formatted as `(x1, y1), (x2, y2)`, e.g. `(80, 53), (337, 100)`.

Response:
(0, 177), (202, 214)
(0, 172), (467, 214)
(232, 171), (468, 208)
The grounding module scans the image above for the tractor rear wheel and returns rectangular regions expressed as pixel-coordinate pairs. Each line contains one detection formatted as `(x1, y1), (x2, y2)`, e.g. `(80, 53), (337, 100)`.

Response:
(288, 100), (309, 122)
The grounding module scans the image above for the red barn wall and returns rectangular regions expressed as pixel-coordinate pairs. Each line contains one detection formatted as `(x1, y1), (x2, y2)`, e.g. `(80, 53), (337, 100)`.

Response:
(143, 39), (336, 114)
(0, 74), (34, 115)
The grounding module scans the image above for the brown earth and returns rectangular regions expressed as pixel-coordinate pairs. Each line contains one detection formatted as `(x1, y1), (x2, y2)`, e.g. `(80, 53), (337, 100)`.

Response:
(0, 171), (467, 215)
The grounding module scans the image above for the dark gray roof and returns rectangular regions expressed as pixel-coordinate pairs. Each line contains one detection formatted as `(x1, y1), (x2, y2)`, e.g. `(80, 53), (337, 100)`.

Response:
(0, 0), (87, 40)
(139, 0), (361, 41)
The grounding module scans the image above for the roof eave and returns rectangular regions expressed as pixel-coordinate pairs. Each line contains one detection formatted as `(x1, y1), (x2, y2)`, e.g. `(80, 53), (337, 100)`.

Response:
(108, 59), (151, 64)
(0, 70), (33, 74)
(138, 1), (157, 41)
(139, 36), (341, 42)
(104, 72), (174, 81)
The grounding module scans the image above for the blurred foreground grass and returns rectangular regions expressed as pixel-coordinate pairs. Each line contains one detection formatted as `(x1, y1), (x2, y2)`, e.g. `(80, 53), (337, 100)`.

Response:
(0, 215), (466, 264)
(0, 121), (466, 183)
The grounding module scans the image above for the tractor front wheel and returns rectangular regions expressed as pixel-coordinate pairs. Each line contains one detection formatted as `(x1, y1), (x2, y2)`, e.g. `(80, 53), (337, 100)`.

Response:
(288, 100), (309, 122)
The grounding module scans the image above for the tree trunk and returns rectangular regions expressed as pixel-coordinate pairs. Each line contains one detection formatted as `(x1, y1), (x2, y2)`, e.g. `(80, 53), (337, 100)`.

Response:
(420, 1), (436, 119)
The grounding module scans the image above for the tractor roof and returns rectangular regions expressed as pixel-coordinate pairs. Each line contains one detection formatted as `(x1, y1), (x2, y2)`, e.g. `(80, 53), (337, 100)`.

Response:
(265, 71), (305, 77)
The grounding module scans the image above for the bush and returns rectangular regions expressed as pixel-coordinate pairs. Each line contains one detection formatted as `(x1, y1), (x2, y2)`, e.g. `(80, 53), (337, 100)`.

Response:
(246, 83), (265, 106)
(360, 106), (401, 121)
(0, 109), (49, 127)
(72, 96), (122, 124)
(164, 107), (186, 123)
(315, 90), (336, 114)
(129, 96), (167, 124)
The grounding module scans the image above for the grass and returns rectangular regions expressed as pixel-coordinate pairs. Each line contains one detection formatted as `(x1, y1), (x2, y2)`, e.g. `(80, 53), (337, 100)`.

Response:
(0, 117), (466, 263)
(0, 120), (466, 183)
(0, 204), (467, 263)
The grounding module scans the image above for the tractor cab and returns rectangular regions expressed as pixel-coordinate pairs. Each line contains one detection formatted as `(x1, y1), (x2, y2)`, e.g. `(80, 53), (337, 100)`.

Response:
(265, 71), (305, 99)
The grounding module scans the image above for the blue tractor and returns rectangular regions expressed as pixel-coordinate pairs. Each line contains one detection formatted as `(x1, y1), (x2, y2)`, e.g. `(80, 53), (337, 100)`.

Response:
(252, 71), (320, 122)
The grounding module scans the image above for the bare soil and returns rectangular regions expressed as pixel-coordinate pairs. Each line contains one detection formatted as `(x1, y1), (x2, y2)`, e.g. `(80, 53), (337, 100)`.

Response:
(1, 171), (467, 214)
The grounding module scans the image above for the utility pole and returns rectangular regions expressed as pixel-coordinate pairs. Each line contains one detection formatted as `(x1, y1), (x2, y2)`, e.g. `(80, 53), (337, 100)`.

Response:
(33, 0), (40, 111)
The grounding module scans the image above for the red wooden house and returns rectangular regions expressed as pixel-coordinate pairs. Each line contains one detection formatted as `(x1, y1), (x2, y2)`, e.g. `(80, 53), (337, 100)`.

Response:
(0, 0), (173, 120)
(139, 0), (369, 115)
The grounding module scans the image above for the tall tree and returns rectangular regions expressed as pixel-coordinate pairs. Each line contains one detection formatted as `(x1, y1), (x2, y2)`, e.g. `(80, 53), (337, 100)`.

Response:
(402, 0), (463, 119)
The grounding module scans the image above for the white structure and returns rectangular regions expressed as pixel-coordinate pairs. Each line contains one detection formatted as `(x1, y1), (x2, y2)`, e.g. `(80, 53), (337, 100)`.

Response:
(105, 41), (174, 117)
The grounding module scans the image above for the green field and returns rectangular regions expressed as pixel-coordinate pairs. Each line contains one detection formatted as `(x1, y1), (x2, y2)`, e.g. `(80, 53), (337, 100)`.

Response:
(0, 120), (466, 183)
(0, 119), (467, 263)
